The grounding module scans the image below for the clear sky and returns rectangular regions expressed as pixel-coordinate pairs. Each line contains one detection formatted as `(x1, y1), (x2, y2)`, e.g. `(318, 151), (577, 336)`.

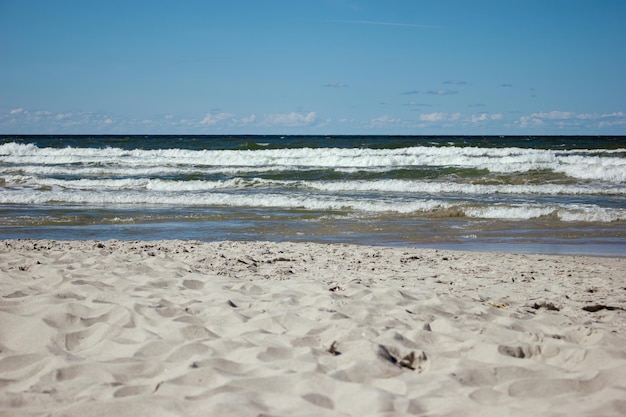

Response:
(1, 0), (625, 135)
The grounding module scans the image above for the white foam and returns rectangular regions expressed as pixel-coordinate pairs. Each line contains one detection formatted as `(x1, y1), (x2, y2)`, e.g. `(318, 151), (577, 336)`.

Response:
(0, 189), (448, 214)
(464, 205), (556, 220)
(303, 179), (626, 196)
(2, 142), (624, 223)
(4, 175), (626, 196)
(464, 204), (626, 222)
(5, 176), (252, 192)
(2, 142), (624, 182)
(5, 175), (623, 197)
(1, 187), (624, 222)
(556, 205), (626, 222)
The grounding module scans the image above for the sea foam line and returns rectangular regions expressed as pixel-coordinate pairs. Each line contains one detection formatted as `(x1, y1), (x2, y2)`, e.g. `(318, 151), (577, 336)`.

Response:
(1, 189), (625, 222)
(2, 142), (625, 182)
(5, 176), (626, 196)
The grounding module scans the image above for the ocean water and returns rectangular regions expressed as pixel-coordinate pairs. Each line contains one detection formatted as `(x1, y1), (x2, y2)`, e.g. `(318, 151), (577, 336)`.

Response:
(1, 135), (625, 256)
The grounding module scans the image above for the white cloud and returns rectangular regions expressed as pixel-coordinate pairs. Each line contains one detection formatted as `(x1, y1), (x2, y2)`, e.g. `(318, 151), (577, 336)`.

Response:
(55, 112), (73, 120)
(262, 112), (317, 127)
(471, 113), (489, 123)
(518, 116), (541, 128)
(515, 110), (626, 131)
(598, 111), (626, 128)
(537, 111), (574, 119)
(370, 115), (401, 127)
(199, 112), (234, 126)
(471, 113), (503, 123)
(238, 114), (256, 124)
(416, 112), (503, 129)
(3, 106), (624, 135)
(419, 112), (446, 122)
(601, 111), (625, 118)
(519, 111), (576, 128)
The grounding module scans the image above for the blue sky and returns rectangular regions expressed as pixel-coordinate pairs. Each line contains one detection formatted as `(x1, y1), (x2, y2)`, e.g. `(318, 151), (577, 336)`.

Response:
(1, 0), (625, 135)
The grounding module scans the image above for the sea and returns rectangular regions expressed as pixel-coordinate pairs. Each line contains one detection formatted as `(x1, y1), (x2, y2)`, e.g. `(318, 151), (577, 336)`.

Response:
(1, 135), (625, 256)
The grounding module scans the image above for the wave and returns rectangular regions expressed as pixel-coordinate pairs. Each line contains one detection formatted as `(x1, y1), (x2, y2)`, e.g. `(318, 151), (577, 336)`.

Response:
(4, 175), (626, 196)
(2, 142), (625, 182)
(301, 179), (626, 196)
(1, 187), (625, 222)
(2, 141), (625, 224)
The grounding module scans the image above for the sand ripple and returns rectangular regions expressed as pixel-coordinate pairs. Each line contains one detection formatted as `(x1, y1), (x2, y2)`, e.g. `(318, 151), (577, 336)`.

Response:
(1, 239), (625, 416)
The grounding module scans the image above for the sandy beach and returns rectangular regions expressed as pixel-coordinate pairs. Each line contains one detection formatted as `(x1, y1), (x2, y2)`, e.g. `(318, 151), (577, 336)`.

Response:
(1, 239), (625, 417)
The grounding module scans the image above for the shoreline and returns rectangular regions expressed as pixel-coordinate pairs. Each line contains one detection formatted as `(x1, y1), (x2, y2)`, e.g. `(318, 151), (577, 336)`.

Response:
(1, 225), (625, 258)
(1, 239), (625, 416)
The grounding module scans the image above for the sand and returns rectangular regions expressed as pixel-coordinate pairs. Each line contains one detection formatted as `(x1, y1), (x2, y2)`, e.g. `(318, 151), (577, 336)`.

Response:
(0, 239), (625, 417)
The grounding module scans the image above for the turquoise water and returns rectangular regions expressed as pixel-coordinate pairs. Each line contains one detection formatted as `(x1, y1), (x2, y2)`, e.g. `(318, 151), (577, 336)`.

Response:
(1, 135), (625, 256)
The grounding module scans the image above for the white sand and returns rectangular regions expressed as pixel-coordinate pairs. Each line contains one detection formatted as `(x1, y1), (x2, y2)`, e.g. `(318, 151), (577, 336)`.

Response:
(1, 239), (625, 417)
